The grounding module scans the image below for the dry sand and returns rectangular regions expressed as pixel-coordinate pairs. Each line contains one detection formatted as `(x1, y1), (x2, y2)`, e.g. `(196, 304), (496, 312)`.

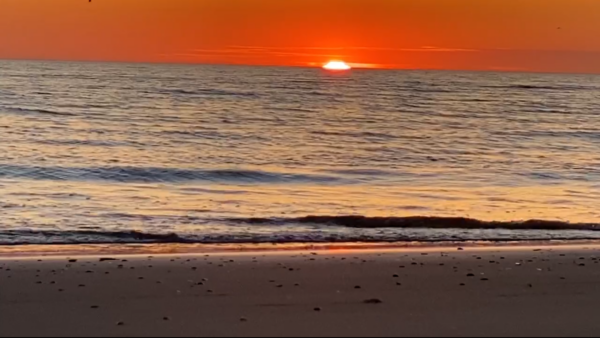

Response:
(1, 246), (600, 337)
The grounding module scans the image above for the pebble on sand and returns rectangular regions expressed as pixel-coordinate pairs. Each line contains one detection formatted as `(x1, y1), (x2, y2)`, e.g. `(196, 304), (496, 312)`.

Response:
(363, 298), (383, 304)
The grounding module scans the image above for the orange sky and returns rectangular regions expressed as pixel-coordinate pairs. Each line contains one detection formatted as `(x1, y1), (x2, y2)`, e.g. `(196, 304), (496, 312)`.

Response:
(1, 0), (600, 73)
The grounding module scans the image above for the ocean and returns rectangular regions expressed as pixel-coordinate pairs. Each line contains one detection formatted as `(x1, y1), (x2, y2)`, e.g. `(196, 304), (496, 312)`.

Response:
(1, 60), (600, 245)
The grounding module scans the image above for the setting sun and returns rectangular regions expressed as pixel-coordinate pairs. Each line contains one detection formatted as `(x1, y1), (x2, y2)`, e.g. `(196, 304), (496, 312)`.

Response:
(323, 61), (352, 71)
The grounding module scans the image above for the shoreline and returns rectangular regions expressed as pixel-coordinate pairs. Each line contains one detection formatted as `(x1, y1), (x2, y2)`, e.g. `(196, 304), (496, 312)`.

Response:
(3, 239), (600, 259)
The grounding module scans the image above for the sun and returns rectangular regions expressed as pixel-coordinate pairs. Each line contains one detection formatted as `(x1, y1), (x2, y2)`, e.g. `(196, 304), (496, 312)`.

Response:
(323, 61), (351, 71)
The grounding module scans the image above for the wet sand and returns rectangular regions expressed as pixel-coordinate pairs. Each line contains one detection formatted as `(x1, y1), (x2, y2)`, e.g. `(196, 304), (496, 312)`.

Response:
(2, 246), (600, 337)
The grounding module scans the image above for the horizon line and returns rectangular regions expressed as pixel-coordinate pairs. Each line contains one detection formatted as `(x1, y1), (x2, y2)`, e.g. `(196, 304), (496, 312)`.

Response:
(1, 57), (599, 76)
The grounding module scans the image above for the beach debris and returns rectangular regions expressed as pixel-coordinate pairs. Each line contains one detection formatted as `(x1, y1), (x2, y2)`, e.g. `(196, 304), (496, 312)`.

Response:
(116, 322), (125, 326)
(99, 258), (117, 262)
(91, 305), (99, 309)
(396, 282), (402, 286)
(68, 259), (78, 263)
(163, 317), (170, 321)
(467, 273), (475, 277)
(460, 283), (466, 286)
(481, 278), (489, 281)
(457, 248), (464, 251)
(314, 307), (322, 312)
(240, 317), (248, 323)
(363, 298), (383, 305)
(393, 274), (399, 278)
(79, 284), (86, 287)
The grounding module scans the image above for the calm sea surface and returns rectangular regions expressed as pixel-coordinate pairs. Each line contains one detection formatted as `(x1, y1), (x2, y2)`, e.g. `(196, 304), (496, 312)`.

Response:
(1, 60), (600, 244)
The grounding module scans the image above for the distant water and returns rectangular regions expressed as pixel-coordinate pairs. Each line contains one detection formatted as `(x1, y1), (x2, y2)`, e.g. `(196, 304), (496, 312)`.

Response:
(1, 60), (600, 245)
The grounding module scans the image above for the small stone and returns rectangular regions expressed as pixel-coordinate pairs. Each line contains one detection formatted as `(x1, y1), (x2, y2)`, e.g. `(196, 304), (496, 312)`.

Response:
(240, 317), (248, 323)
(163, 317), (170, 321)
(467, 273), (475, 277)
(314, 307), (322, 312)
(68, 259), (78, 263)
(481, 278), (489, 281)
(79, 284), (86, 287)
(117, 322), (125, 326)
(457, 248), (464, 251)
(363, 298), (383, 304)
(460, 283), (466, 286)
(393, 274), (399, 278)
(354, 286), (362, 289)
(91, 305), (99, 309)
(396, 282), (402, 286)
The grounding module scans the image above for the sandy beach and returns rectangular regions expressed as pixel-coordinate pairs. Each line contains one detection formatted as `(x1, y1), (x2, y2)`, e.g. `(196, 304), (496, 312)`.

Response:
(2, 245), (600, 337)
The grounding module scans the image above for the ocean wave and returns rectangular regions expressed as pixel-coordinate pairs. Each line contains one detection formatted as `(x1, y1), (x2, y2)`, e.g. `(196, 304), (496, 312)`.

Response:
(0, 230), (189, 245)
(2, 217), (600, 245)
(0, 164), (344, 184)
(162, 88), (258, 97)
(228, 216), (600, 232)
(484, 84), (596, 91)
(1, 106), (76, 117)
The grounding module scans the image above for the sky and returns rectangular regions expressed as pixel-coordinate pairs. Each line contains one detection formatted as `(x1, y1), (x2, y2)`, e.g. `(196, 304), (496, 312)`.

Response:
(1, 0), (600, 73)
